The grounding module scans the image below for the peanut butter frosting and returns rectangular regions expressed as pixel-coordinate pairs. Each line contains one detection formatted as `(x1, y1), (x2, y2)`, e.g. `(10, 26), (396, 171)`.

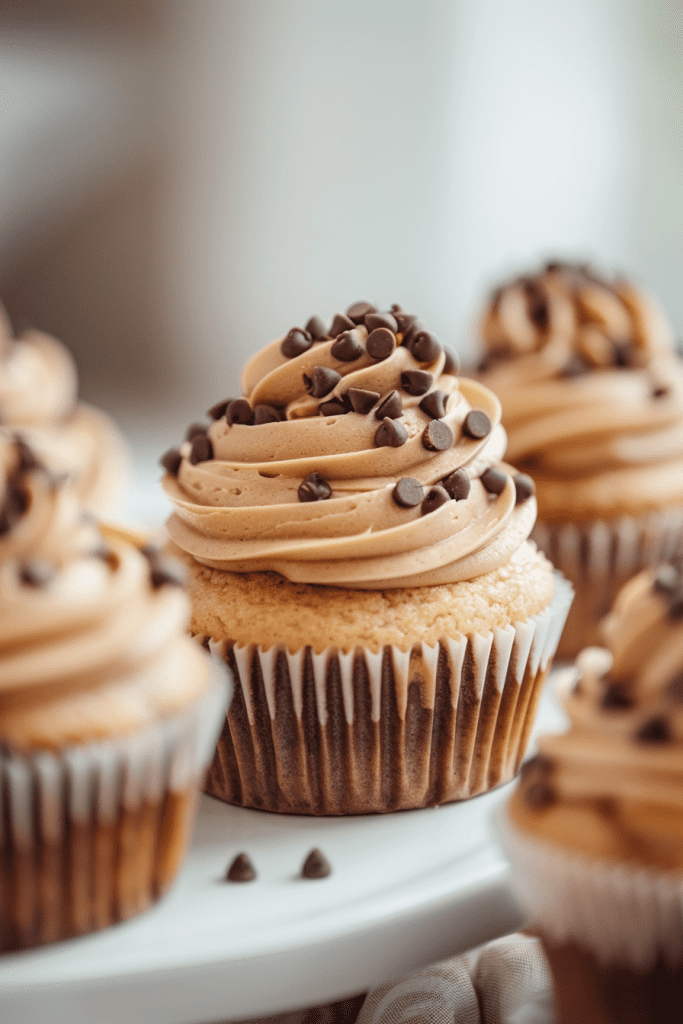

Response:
(477, 262), (683, 522)
(511, 560), (683, 869)
(0, 307), (128, 516)
(162, 303), (541, 589)
(0, 432), (211, 751)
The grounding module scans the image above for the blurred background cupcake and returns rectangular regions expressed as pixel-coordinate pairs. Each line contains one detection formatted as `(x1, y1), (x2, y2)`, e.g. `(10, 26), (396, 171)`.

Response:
(476, 261), (683, 657)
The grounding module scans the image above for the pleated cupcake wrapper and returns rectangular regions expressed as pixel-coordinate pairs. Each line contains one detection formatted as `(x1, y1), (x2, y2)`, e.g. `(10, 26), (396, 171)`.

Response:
(205, 573), (573, 814)
(533, 506), (683, 656)
(498, 808), (683, 972)
(0, 665), (228, 951)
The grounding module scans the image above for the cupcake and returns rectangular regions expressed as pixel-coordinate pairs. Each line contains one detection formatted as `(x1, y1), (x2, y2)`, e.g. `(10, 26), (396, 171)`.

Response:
(160, 302), (572, 815)
(477, 260), (683, 658)
(501, 561), (683, 1023)
(0, 431), (226, 952)
(0, 305), (128, 516)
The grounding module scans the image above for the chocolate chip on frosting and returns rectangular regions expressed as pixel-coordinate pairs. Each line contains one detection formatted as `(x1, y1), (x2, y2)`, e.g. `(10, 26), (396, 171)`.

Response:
(347, 388), (380, 414)
(635, 717), (672, 744)
(422, 420), (453, 452)
(185, 422), (207, 442)
(298, 472), (332, 502)
(366, 327), (396, 361)
(19, 557), (55, 588)
(0, 484), (27, 535)
(513, 473), (535, 504)
(226, 853), (256, 882)
(253, 404), (283, 425)
(442, 468), (470, 501)
(304, 367), (342, 398)
(419, 390), (446, 420)
(365, 311), (397, 333)
(305, 315), (328, 340)
(462, 410), (491, 440)
(411, 331), (442, 363)
(281, 327), (313, 358)
(401, 370), (433, 396)
(421, 486), (450, 516)
(330, 330), (364, 362)
(160, 448), (182, 476)
(226, 399), (254, 426)
(442, 347), (460, 375)
(301, 848), (331, 879)
(329, 313), (356, 337)
(392, 477), (423, 508)
(375, 390), (403, 420)
(207, 399), (231, 421)
(189, 434), (213, 464)
(319, 398), (349, 417)
(481, 467), (508, 494)
(376, 417), (408, 448)
(346, 301), (376, 324)
(402, 319), (425, 349)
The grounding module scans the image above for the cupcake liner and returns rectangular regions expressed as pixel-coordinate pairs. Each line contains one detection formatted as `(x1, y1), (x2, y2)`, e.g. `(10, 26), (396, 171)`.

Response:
(533, 506), (683, 658)
(0, 664), (228, 953)
(204, 573), (573, 815)
(498, 808), (683, 972)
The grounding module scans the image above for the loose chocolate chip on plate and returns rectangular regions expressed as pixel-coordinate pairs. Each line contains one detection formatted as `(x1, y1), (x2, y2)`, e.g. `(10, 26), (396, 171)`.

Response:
(298, 472), (332, 502)
(601, 683), (633, 710)
(375, 390), (403, 420)
(330, 330), (364, 362)
(189, 434), (213, 464)
(346, 301), (376, 324)
(481, 467), (508, 494)
(442, 468), (470, 501)
(411, 331), (442, 363)
(442, 347), (460, 375)
(462, 410), (491, 440)
(319, 398), (349, 417)
(226, 399), (254, 425)
(422, 420), (453, 452)
(347, 388), (380, 414)
(0, 485), (27, 535)
(401, 370), (433, 396)
(304, 366), (342, 398)
(185, 422), (207, 441)
(366, 327), (396, 361)
(419, 390), (446, 419)
(160, 447), (182, 476)
(281, 327), (313, 358)
(392, 477), (423, 508)
(329, 313), (356, 337)
(513, 472), (535, 504)
(301, 848), (331, 879)
(376, 417), (408, 448)
(365, 311), (397, 333)
(19, 557), (55, 588)
(305, 315), (328, 340)
(226, 853), (256, 882)
(635, 717), (671, 743)
(207, 399), (231, 420)
(253, 404), (282, 425)
(520, 753), (554, 781)
(421, 485), (450, 515)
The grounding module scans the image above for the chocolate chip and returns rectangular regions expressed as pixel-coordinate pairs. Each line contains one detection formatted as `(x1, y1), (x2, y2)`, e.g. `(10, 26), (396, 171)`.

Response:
(140, 547), (188, 589)
(513, 472), (535, 504)
(419, 390), (447, 419)
(281, 327), (313, 358)
(523, 781), (556, 810)
(91, 545), (117, 569)
(520, 753), (554, 780)
(226, 399), (254, 426)
(14, 437), (43, 473)
(19, 558), (55, 588)
(393, 310), (417, 335)
(375, 390), (403, 420)
(402, 319), (425, 349)
(207, 399), (231, 420)
(347, 388), (380, 414)
(0, 485), (27, 535)
(301, 848), (331, 879)
(481, 467), (508, 494)
(442, 347), (459, 375)
(319, 399), (348, 417)
(304, 366), (342, 398)
(462, 410), (491, 440)
(401, 370), (433, 396)
(421, 485), (450, 515)
(185, 422), (207, 442)
(346, 301), (376, 324)
(528, 296), (549, 329)
(442, 468), (470, 501)
(411, 331), (442, 363)
(189, 434), (213, 464)
(305, 315), (328, 340)
(329, 313), (356, 337)
(160, 448), (182, 476)
(601, 683), (633, 710)
(253, 404), (282, 425)
(366, 327), (396, 361)
(635, 717), (671, 743)
(422, 420), (453, 451)
(651, 384), (669, 399)
(298, 472), (332, 502)
(392, 477), (423, 508)
(613, 340), (635, 367)
(330, 330), (364, 362)
(560, 355), (591, 378)
(226, 853), (256, 882)
(666, 673), (683, 702)
(376, 417), (408, 448)
(365, 311), (397, 333)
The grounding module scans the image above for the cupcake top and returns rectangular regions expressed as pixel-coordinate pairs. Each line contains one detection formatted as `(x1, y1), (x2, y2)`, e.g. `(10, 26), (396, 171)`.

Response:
(477, 261), (683, 522)
(0, 431), (211, 751)
(510, 559), (683, 869)
(162, 302), (540, 590)
(0, 307), (128, 516)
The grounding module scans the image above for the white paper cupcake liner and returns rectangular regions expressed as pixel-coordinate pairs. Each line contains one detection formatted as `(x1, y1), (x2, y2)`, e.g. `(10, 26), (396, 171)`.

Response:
(0, 664), (228, 952)
(499, 808), (683, 972)
(205, 573), (573, 815)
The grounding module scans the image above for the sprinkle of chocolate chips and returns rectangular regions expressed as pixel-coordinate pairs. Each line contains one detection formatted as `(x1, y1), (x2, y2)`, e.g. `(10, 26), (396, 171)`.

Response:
(160, 447), (182, 476)
(601, 683), (633, 710)
(207, 399), (231, 420)
(253, 404), (282, 425)
(442, 468), (470, 501)
(298, 472), (332, 502)
(422, 420), (453, 452)
(346, 301), (376, 324)
(305, 315), (328, 340)
(375, 390), (403, 420)
(0, 484), (27, 535)
(442, 347), (459, 375)
(319, 398), (348, 417)
(402, 319), (425, 349)
(419, 390), (446, 419)
(421, 485), (450, 515)
(376, 417), (408, 448)
(411, 331), (442, 363)
(365, 311), (397, 333)
(226, 399), (254, 425)
(329, 313), (356, 337)
(226, 853), (256, 882)
(523, 781), (556, 810)
(481, 467), (508, 494)
(330, 330), (364, 362)
(401, 370), (433, 396)
(19, 557), (55, 588)
(392, 477), (423, 508)
(304, 366), (342, 399)
(185, 422), (207, 442)
(462, 410), (491, 440)
(366, 327), (396, 361)
(140, 546), (188, 589)
(392, 310), (416, 335)
(560, 355), (591, 378)
(513, 472), (535, 504)
(189, 434), (213, 464)
(301, 848), (331, 879)
(281, 327), (313, 358)
(635, 717), (671, 744)
(347, 388), (379, 414)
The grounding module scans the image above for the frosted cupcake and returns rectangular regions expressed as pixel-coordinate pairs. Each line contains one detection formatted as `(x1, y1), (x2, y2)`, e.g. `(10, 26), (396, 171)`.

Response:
(501, 563), (683, 1023)
(0, 305), (128, 516)
(477, 260), (683, 657)
(0, 432), (226, 952)
(161, 302), (572, 815)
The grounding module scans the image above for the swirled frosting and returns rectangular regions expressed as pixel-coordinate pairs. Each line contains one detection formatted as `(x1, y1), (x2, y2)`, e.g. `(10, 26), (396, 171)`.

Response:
(511, 560), (683, 868)
(163, 303), (541, 589)
(0, 308), (128, 516)
(477, 262), (683, 522)
(0, 432), (211, 751)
